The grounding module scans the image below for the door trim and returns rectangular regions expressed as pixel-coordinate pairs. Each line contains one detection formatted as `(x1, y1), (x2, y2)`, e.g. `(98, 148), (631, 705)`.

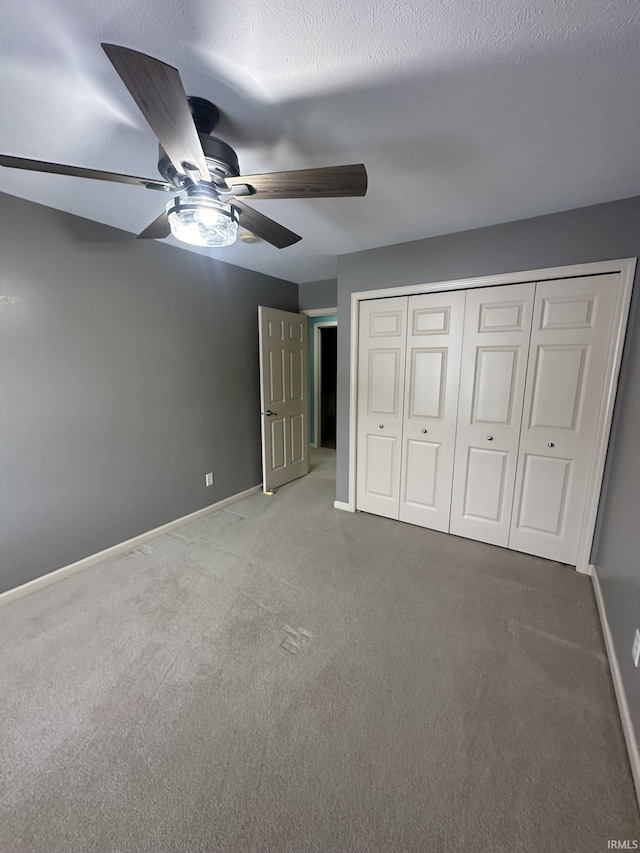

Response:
(346, 258), (636, 573)
(302, 307), (337, 317)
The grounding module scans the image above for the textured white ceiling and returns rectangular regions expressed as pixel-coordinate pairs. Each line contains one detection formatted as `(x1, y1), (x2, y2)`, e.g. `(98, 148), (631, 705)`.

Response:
(1, 0), (639, 283)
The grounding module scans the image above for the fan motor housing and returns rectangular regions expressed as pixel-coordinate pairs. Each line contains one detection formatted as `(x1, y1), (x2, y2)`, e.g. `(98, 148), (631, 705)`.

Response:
(157, 97), (240, 188)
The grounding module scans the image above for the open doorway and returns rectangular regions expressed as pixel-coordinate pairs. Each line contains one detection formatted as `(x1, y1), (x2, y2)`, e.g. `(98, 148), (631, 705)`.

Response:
(307, 313), (337, 449)
(318, 325), (337, 449)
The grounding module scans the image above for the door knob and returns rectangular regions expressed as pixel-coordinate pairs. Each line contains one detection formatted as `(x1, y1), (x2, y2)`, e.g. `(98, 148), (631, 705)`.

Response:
(379, 424), (384, 429)
(265, 410), (278, 416)
(487, 435), (494, 441)
(422, 429), (428, 434)
(548, 442), (555, 448)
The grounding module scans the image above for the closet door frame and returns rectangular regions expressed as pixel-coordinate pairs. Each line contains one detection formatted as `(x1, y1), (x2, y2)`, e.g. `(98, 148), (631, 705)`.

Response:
(342, 257), (636, 575)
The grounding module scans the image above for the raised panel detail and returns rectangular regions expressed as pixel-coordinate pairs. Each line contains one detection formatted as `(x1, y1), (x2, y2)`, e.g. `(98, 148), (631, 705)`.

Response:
(270, 419), (286, 471)
(541, 296), (595, 330)
(268, 350), (285, 404)
(479, 302), (524, 332)
(365, 435), (396, 497)
(288, 321), (303, 342)
(370, 311), (403, 337)
(289, 350), (303, 401)
(267, 319), (284, 341)
(413, 307), (450, 335)
(471, 347), (518, 425)
(529, 345), (588, 430)
(516, 455), (571, 535)
(404, 440), (439, 509)
(368, 349), (400, 415)
(463, 448), (508, 522)
(290, 414), (305, 463)
(409, 349), (446, 420)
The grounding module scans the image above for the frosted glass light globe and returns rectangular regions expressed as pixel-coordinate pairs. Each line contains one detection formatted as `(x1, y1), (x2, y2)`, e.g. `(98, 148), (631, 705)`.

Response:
(167, 194), (238, 248)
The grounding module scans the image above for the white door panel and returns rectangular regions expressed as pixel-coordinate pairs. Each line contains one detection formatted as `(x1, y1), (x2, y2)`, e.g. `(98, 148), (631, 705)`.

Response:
(270, 418), (286, 470)
(403, 440), (440, 508)
(527, 345), (588, 429)
(356, 297), (408, 518)
(472, 348), (519, 423)
(408, 348), (447, 418)
(398, 291), (465, 531)
(365, 434), (398, 498)
(259, 307), (309, 492)
(450, 283), (535, 546)
(516, 454), (572, 535)
(461, 447), (509, 522)
(509, 274), (618, 564)
(369, 349), (403, 413)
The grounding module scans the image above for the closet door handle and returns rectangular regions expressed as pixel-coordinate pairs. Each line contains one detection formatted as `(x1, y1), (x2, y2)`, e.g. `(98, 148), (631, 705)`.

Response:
(379, 424), (384, 429)
(548, 442), (555, 448)
(487, 435), (494, 441)
(422, 429), (428, 434)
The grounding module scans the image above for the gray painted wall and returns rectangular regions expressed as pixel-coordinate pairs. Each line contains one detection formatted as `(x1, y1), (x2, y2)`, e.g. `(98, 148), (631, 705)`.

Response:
(298, 278), (337, 311)
(0, 192), (297, 593)
(336, 194), (640, 746)
(595, 290), (640, 732)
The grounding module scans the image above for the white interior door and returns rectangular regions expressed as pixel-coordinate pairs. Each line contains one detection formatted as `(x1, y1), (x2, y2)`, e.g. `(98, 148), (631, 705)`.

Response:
(259, 306), (309, 492)
(356, 297), (408, 519)
(398, 291), (465, 531)
(509, 274), (619, 564)
(450, 283), (535, 547)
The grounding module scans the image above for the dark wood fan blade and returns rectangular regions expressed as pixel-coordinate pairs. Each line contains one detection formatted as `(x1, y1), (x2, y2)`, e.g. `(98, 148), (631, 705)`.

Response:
(226, 164), (367, 199)
(137, 210), (171, 240)
(231, 200), (301, 248)
(102, 43), (209, 180)
(0, 154), (172, 190)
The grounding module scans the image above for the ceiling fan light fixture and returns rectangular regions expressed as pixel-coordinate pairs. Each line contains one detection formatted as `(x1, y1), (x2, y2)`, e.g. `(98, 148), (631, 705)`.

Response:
(1, 46), (367, 251)
(166, 191), (238, 248)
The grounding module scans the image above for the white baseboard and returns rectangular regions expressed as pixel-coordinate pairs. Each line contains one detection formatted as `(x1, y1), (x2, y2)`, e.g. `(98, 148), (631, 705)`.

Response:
(333, 500), (355, 512)
(591, 565), (640, 811)
(0, 484), (261, 608)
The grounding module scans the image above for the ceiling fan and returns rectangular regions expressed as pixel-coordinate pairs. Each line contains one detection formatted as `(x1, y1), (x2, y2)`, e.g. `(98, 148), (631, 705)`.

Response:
(0, 44), (368, 249)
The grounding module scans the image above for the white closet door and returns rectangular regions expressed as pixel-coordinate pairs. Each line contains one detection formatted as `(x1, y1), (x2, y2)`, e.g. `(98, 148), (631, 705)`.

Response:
(450, 283), (535, 546)
(356, 297), (408, 519)
(398, 291), (465, 531)
(509, 274), (619, 564)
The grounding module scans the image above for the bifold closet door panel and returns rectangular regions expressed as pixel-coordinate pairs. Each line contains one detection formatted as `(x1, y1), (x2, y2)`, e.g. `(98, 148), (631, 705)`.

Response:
(509, 274), (619, 564)
(356, 296), (408, 519)
(450, 283), (535, 547)
(398, 291), (466, 531)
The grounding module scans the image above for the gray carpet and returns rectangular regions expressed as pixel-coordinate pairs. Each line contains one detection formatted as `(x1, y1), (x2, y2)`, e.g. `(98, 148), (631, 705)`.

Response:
(1, 449), (638, 852)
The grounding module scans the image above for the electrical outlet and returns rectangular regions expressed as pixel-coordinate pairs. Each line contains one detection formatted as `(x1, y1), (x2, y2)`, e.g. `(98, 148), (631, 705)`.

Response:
(205, 472), (214, 487)
(633, 630), (640, 667)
